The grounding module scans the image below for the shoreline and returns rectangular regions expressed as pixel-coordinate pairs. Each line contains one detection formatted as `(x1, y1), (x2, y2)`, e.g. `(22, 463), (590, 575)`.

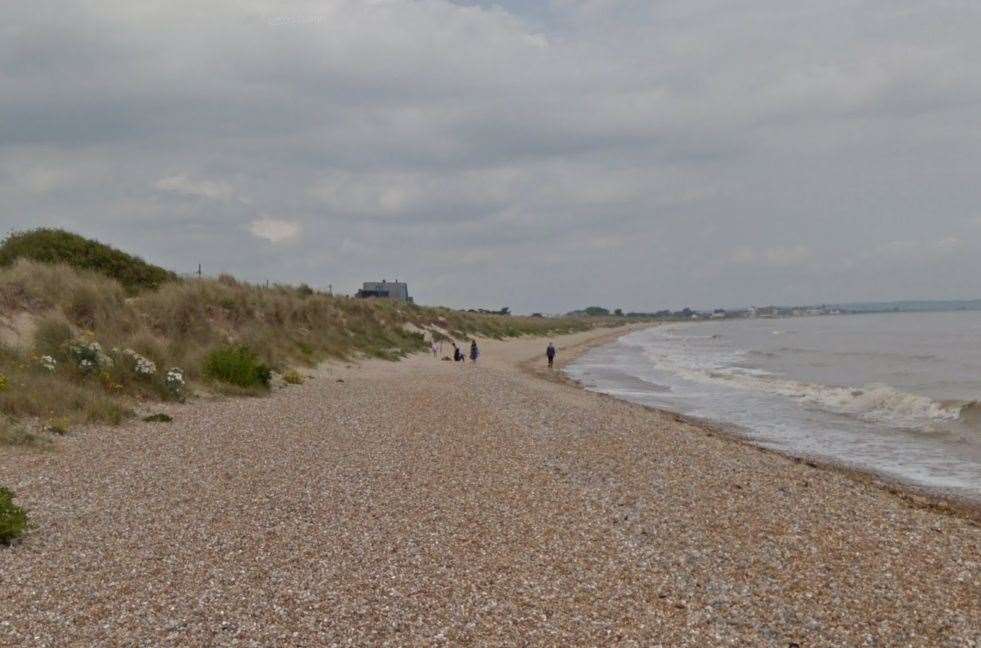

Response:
(528, 323), (981, 524)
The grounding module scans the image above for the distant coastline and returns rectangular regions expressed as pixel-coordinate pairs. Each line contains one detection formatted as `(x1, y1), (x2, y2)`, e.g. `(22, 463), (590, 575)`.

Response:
(572, 297), (981, 322)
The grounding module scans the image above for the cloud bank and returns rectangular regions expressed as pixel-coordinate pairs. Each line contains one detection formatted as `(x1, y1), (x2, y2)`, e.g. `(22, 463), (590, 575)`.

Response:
(2, 0), (980, 311)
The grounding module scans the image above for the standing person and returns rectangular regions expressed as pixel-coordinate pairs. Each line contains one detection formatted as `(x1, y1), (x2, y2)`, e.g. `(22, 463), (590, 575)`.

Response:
(469, 340), (479, 364)
(431, 341), (438, 358)
(546, 342), (556, 368)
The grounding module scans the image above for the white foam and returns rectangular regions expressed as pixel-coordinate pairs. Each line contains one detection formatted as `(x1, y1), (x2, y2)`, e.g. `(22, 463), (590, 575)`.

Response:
(632, 330), (963, 431)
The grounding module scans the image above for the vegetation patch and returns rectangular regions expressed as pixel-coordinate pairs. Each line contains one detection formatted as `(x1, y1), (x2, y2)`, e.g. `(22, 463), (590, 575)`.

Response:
(283, 369), (305, 385)
(0, 418), (49, 448)
(204, 346), (272, 389)
(0, 486), (29, 545)
(0, 230), (597, 437)
(142, 413), (173, 423)
(45, 418), (70, 435)
(0, 229), (177, 293)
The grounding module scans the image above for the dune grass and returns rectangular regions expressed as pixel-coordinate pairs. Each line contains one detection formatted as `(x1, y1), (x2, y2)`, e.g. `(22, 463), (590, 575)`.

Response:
(0, 255), (593, 433)
(0, 416), (49, 449)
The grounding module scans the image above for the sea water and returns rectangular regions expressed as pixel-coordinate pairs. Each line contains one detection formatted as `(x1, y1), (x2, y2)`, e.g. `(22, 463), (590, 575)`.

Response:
(565, 311), (981, 499)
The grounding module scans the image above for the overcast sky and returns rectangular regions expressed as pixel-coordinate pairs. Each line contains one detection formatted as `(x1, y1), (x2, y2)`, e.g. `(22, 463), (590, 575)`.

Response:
(3, 1), (980, 312)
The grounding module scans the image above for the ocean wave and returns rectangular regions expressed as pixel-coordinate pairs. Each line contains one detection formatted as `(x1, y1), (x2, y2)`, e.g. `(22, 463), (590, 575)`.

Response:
(651, 354), (976, 432)
(632, 327), (978, 432)
(953, 400), (981, 427)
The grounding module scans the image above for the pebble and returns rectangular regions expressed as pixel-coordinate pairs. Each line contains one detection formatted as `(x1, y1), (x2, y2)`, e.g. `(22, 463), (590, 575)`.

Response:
(0, 329), (978, 646)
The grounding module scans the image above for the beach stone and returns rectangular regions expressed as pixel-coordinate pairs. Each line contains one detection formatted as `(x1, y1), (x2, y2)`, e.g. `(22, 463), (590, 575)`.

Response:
(0, 328), (978, 646)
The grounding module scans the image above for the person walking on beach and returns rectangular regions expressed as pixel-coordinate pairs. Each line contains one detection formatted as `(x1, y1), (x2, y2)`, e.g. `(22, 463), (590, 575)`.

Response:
(469, 340), (479, 364)
(546, 342), (556, 368)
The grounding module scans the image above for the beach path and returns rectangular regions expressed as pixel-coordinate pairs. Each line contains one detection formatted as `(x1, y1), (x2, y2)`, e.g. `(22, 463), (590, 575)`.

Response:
(1, 328), (978, 646)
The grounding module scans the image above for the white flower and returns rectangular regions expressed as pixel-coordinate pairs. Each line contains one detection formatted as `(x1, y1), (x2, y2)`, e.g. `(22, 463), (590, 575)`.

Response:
(41, 355), (57, 372)
(123, 349), (157, 376)
(165, 368), (186, 397)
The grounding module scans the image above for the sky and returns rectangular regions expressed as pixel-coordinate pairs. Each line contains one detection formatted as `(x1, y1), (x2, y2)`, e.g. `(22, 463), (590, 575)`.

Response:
(2, 0), (980, 313)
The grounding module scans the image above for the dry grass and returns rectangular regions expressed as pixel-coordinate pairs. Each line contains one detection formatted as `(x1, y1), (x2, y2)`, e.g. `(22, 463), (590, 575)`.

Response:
(0, 417), (49, 449)
(0, 259), (592, 431)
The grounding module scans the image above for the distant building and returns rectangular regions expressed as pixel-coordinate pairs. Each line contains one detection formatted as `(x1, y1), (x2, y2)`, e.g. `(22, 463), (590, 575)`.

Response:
(356, 279), (412, 302)
(710, 309), (726, 319)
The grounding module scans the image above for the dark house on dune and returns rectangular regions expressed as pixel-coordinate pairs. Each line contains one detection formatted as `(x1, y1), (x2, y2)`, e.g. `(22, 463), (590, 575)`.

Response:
(355, 279), (413, 303)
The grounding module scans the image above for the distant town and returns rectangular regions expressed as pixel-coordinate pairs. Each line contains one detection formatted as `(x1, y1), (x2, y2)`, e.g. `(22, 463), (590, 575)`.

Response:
(566, 299), (981, 321)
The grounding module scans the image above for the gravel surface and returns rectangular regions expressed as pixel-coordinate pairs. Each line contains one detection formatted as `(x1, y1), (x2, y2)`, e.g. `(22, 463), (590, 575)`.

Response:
(1, 328), (978, 646)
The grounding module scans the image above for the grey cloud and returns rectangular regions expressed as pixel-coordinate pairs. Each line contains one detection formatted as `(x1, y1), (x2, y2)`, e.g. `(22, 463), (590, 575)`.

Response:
(2, 0), (980, 312)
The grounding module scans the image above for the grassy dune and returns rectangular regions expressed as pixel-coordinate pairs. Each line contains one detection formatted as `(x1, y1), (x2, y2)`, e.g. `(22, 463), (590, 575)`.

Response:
(0, 228), (177, 293)
(0, 233), (591, 439)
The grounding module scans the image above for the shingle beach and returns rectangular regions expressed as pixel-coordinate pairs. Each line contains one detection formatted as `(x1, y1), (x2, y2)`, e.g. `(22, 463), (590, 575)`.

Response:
(1, 327), (978, 646)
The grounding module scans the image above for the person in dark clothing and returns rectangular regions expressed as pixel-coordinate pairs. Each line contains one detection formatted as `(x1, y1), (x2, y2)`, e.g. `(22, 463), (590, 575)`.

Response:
(546, 342), (556, 368)
(469, 340), (479, 363)
(452, 343), (463, 362)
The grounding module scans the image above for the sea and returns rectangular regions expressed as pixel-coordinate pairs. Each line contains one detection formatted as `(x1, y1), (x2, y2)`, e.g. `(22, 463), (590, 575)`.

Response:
(565, 311), (981, 500)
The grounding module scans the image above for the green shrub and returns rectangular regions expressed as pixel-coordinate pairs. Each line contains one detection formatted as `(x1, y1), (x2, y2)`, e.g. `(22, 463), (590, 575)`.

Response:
(143, 413), (172, 423)
(0, 486), (28, 545)
(0, 228), (177, 293)
(45, 418), (70, 435)
(283, 369), (304, 385)
(203, 346), (271, 388)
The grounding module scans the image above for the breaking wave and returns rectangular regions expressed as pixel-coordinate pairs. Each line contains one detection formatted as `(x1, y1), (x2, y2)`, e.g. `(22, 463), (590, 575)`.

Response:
(647, 349), (978, 433)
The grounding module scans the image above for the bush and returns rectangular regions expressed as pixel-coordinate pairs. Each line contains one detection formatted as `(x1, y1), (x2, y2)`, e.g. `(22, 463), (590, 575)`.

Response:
(0, 228), (177, 293)
(283, 369), (304, 385)
(203, 346), (271, 388)
(45, 418), (70, 435)
(0, 486), (28, 545)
